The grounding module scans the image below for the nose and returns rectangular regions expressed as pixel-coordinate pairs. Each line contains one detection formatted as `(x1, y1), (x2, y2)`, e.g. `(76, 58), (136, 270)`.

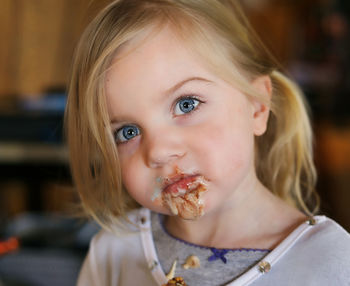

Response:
(144, 127), (186, 169)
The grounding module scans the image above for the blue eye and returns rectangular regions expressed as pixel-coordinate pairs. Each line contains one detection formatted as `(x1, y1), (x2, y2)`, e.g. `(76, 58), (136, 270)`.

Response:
(174, 97), (200, 115)
(115, 125), (140, 143)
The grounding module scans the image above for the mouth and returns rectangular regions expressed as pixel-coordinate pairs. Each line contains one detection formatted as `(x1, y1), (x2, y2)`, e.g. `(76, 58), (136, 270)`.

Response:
(154, 171), (208, 220)
(162, 174), (199, 196)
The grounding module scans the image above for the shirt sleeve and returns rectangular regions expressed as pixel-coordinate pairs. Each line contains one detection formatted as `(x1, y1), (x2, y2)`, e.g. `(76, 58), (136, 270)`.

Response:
(76, 233), (107, 286)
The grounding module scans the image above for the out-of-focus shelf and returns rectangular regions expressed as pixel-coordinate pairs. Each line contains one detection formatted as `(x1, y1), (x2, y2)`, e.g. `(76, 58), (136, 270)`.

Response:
(0, 142), (68, 164)
(0, 142), (71, 211)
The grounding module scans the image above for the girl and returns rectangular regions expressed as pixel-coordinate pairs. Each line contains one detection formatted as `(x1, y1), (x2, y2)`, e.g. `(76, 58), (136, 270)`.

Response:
(65, 0), (350, 285)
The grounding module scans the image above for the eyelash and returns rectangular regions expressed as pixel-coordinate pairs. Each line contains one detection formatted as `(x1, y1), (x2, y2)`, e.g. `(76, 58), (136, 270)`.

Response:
(114, 124), (140, 144)
(172, 94), (204, 117)
(113, 94), (205, 144)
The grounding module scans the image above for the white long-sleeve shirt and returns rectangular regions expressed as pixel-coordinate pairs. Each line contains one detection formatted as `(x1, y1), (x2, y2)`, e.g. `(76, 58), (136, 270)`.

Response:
(77, 208), (350, 285)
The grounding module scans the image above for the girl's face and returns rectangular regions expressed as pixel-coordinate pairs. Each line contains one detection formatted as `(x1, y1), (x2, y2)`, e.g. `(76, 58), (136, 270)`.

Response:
(106, 26), (270, 218)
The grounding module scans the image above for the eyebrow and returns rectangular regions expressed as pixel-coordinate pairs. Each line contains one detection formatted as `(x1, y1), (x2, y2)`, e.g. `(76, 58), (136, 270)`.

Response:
(165, 76), (213, 95)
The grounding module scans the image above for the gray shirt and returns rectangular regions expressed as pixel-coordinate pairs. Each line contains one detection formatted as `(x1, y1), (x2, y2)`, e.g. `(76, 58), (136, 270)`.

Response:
(152, 212), (269, 286)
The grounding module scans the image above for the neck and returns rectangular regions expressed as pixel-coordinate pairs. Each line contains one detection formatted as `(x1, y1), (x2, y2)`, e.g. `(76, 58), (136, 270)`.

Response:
(164, 179), (306, 250)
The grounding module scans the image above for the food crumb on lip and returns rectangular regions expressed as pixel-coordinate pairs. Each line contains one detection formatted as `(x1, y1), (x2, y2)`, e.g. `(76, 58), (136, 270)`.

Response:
(151, 167), (208, 210)
(151, 174), (202, 200)
(163, 175), (197, 194)
(161, 175), (208, 219)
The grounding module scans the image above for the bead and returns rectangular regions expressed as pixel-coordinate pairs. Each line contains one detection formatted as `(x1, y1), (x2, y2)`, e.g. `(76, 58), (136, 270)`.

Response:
(149, 260), (158, 271)
(258, 261), (271, 273)
(306, 217), (316, 225)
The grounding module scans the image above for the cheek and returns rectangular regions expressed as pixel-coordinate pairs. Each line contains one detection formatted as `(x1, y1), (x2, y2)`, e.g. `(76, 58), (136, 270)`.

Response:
(119, 157), (165, 212)
(194, 117), (255, 179)
(119, 156), (146, 201)
(121, 165), (134, 190)
(209, 134), (249, 176)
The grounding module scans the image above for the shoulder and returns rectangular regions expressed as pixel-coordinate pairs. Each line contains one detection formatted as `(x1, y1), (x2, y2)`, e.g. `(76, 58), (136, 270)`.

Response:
(250, 216), (350, 286)
(77, 208), (153, 286)
(90, 207), (148, 252)
(279, 216), (350, 282)
(300, 216), (350, 253)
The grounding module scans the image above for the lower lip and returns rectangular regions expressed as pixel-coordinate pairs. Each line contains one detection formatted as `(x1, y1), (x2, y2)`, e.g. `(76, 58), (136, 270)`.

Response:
(163, 176), (198, 195)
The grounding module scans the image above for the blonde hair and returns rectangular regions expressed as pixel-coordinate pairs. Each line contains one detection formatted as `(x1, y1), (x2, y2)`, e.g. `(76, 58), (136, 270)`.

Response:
(65, 0), (319, 227)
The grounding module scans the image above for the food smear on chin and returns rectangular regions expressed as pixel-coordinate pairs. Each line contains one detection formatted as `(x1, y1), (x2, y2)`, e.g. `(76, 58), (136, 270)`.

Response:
(162, 176), (207, 220)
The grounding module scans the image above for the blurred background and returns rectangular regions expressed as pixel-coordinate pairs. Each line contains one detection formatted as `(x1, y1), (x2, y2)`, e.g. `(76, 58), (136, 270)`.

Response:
(0, 0), (349, 285)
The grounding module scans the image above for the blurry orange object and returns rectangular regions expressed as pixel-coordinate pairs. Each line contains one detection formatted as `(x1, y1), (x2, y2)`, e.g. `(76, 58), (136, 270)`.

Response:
(316, 123), (350, 175)
(0, 237), (19, 256)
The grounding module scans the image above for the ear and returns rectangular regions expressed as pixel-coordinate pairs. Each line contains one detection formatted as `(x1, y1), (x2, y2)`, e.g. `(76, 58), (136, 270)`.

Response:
(251, 76), (272, 136)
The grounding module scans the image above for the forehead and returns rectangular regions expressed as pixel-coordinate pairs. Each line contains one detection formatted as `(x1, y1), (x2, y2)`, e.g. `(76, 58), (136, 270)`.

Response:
(105, 26), (215, 107)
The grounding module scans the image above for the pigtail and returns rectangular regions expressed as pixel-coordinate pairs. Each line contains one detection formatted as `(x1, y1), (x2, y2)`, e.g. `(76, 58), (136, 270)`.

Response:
(256, 71), (319, 215)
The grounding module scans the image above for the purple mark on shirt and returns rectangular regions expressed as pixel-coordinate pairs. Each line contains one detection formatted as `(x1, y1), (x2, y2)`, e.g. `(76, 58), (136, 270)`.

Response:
(208, 248), (229, 263)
